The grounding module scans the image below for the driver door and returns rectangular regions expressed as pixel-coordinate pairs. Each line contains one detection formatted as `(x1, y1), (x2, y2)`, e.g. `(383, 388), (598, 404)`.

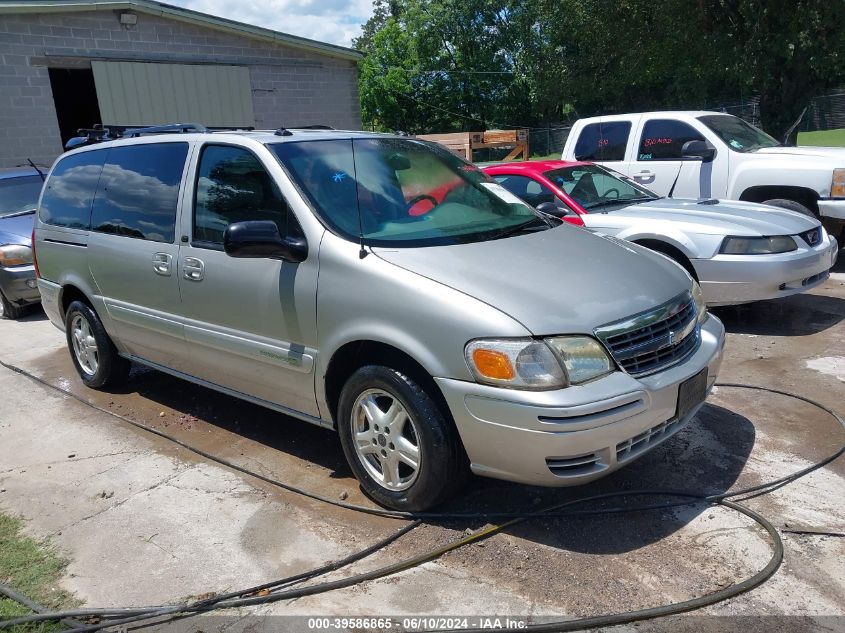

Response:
(177, 143), (320, 417)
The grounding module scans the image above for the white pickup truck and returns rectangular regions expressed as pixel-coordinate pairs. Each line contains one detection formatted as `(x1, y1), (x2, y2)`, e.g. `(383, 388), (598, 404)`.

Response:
(562, 111), (845, 239)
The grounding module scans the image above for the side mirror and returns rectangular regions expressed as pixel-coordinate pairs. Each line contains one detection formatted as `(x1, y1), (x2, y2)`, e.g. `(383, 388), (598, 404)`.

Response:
(536, 201), (575, 218)
(681, 140), (716, 163)
(223, 220), (307, 263)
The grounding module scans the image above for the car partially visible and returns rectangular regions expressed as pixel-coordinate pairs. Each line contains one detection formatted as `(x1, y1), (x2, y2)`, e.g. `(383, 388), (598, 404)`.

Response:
(484, 160), (839, 306)
(0, 166), (44, 319)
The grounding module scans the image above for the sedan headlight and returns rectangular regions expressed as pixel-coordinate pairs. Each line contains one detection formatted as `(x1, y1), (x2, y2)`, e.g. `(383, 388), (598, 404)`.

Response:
(719, 235), (796, 255)
(832, 168), (845, 198)
(0, 244), (32, 267)
(465, 336), (613, 390)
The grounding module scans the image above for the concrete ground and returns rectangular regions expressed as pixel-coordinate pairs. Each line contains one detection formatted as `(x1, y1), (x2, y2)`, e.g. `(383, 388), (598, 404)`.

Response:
(0, 253), (843, 632)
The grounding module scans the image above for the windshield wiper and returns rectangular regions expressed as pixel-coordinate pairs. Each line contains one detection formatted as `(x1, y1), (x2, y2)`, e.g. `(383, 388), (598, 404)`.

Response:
(586, 197), (653, 210)
(490, 216), (549, 240)
(0, 208), (36, 219)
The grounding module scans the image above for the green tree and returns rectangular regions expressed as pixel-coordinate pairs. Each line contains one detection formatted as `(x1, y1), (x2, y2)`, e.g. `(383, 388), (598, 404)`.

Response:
(704, 0), (845, 143)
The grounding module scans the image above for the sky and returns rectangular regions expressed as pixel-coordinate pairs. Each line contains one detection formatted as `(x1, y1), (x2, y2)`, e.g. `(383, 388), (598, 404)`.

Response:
(167, 0), (375, 48)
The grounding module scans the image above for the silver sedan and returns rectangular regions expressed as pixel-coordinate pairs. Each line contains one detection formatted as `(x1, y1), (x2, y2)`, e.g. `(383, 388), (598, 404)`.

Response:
(485, 160), (840, 306)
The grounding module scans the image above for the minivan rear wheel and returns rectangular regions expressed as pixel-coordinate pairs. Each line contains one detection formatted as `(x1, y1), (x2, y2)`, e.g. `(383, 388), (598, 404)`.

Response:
(337, 365), (467, 511)
(65, 300), (130, 389)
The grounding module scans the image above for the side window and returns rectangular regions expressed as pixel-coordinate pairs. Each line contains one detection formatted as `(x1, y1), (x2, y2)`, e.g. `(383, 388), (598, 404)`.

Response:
(194, 145), (298, 247)
(638, 120), (705, 161)
(90, 143), (188, 242)
(495, 175), (556, 206)
(574, 121), (631, 161)
(39, 149), (108, 229)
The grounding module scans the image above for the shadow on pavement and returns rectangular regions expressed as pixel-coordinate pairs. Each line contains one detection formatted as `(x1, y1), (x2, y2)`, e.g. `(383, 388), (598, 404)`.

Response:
(712, 292), (845, 336)
(103, 360), (755, 554)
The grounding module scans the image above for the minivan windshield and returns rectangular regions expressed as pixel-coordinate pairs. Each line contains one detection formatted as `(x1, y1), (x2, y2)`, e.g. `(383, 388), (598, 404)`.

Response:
(270, 138), (540, 247)
(698, 114), (781, 152)
(0, 175), (43, 218)
(546, 164), (658, 211)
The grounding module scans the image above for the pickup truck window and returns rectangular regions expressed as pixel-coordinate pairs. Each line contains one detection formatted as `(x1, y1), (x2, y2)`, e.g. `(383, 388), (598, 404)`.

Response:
(698, 114), (780, 152)
(574, 121), (631, 161)
(637, 120), (704, 161)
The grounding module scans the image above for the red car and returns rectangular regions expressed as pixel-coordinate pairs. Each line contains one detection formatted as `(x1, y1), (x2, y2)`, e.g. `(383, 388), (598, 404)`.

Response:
(482, 159), (598, 226)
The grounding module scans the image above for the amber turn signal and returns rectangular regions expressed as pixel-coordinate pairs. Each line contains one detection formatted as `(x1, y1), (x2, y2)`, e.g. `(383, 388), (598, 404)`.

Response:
(471, 348), (515, 380)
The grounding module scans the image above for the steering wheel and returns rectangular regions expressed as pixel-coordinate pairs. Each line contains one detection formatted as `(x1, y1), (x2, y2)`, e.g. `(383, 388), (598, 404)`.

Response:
(406, 194), (439, 216)
(603, 188), (620, 199)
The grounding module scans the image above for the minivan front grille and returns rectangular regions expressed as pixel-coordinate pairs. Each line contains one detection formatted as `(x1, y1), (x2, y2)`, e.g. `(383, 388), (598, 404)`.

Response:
(595, 293), (700, 377)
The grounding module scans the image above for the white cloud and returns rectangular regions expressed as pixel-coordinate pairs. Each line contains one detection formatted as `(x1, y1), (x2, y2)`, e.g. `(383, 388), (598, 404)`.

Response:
(168, 0), (374, 47)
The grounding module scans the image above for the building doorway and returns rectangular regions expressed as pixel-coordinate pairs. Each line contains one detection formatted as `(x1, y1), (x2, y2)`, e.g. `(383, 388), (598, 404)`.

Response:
(48, 68), (102, 147)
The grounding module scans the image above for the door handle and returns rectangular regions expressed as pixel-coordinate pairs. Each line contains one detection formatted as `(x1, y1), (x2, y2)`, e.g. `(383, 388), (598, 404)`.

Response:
(152, 252), (172, 276)
(183, 256), (205, 281)
(633, 170), (655, 183)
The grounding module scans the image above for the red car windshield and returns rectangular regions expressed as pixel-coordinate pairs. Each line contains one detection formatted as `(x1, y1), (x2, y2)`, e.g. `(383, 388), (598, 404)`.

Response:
(545, 164), (658, 210)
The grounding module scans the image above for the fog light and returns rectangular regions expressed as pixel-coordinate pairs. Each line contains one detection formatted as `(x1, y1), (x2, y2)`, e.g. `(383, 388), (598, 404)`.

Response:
(26, 279), (37, 289)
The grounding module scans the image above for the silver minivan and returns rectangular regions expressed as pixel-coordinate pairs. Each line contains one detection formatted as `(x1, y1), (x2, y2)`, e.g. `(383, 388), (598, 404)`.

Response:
(33, 127), (726, 510)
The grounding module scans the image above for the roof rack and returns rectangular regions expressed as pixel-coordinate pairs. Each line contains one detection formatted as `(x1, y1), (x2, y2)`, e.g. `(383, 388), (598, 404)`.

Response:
(274, 124), (335, 136)
(63, 122), (213, 151)
(122, 123), (208, 137)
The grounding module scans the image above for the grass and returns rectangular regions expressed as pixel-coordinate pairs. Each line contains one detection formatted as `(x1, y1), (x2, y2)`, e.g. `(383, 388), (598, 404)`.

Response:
(0, 513), (76, 632)
(798, 128), (845, 147)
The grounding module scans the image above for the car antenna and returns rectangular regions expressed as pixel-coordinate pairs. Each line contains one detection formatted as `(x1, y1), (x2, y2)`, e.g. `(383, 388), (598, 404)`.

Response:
(26, 159), (45, 182)
(667, 163), (683, 198)
(349, 141), (368, 259)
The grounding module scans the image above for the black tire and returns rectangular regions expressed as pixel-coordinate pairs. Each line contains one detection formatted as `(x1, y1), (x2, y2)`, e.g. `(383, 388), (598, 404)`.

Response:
(64, 300), (130, 389)
(0, 290), (25, 320)
(337, 365), (468, 511)
(762, 198), (816, 218)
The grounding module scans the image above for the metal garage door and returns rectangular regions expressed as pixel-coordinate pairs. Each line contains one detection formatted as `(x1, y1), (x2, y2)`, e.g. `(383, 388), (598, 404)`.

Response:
(91, 61), (255, 128)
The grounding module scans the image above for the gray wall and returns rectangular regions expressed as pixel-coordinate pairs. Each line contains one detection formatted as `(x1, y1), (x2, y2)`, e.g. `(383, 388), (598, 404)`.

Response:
(0, 10), (361, 168)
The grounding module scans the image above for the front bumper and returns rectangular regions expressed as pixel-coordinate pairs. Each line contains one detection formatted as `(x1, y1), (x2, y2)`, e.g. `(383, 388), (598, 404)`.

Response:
(818, 199), (845, 221)
(0, 264), (40, 306)
(435, 314), (725, 487)
(694, 236), (839, 306)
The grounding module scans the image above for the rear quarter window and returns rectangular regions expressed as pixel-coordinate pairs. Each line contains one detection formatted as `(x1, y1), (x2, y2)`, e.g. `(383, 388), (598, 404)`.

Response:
(90, 143), (189, 242)
(39, 149), (107, 230)
(574, 121), (631, 161)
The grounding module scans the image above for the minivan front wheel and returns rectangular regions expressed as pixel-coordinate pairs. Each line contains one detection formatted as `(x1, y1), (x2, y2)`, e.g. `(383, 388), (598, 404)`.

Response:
(337, 366), (466, 511)
(65, 301), (130, 389)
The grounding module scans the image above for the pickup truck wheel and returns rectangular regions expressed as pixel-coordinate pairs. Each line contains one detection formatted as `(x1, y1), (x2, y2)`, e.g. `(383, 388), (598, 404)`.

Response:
(0, 290), (25, 320)
(337, 365), (467, 511)
(65, 300), (130, 389)
(762, 198), (816, 218)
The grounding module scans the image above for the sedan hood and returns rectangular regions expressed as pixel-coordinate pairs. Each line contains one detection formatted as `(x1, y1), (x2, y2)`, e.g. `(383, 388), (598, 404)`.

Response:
(0, 212), (36, 245)
(612, 198), (819, 236)
(755, 146), (845, 160)
(373, 225), (692, 336)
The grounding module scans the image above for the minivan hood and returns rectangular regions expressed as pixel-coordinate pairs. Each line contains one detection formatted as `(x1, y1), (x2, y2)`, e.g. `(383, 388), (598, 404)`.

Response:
(0, 212), (36, 245)
(372, 225), (692, 336)
(755, 146), (845, 161)
(613, 197), (819, 236)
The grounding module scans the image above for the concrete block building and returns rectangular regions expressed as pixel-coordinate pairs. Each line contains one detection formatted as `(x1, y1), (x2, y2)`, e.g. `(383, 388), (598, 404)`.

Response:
(0, 0), (363, 168)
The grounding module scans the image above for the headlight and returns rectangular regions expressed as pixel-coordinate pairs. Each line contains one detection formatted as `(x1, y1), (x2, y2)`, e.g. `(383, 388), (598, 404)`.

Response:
(719, 235), (796, 255)
(545, 336), (614, 384)
(0, 244), (32, 267)
(832, 168), (845, 198)
(465, 338), (565, 390)
(691, 280), (707, 322)
(465, 336), (613, 390)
